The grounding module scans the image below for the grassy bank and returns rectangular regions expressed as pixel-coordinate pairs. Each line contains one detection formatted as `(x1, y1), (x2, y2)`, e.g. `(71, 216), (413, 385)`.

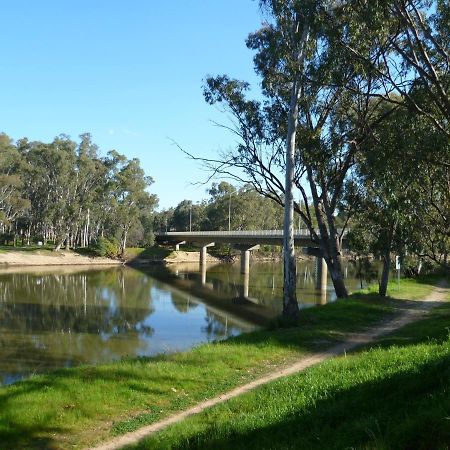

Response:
(0, 278), (443, 449)
(128, 295), (450, 450)
(362, 274), (447, 300)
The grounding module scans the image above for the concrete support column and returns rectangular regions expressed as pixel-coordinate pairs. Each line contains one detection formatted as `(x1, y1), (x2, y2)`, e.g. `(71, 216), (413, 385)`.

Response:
(241, 271), (250, 298)
(201, 261), (207, 285)
(232, 244), (259, 275)
(174, 241), (186, 251)
(240, 250), (250, 275)
(315, 257), (328, 292)
(200, 245), (207, 266)
(198, 242), (215, 267)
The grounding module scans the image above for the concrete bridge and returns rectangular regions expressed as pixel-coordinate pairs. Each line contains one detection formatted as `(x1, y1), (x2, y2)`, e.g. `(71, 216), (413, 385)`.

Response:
(155, 230), (346, 292)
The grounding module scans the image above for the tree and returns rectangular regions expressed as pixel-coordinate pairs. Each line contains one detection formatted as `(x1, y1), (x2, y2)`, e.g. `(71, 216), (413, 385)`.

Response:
(105, 152), (157, 254)
(199, 0), (399, 311)
(337, 0), (450, 145)
(349, 99), (450, 293)
(0, 134), (30, 237)
(0, 133), (157, 252)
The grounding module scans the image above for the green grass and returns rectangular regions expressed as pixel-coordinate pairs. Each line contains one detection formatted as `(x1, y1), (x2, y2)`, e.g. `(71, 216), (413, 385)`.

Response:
(0, 295), (399, 449)
(361, 275), (440, 300)
(0, 276), (446, 449)
(124, 246), (172, 261)
(0, 244), (57, 254)
(127, 301), (450, 450)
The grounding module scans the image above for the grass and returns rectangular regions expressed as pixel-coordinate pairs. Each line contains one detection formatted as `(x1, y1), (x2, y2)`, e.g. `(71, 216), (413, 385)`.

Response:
(127, 301), (450, 450)
(0, 244), (57, 254)
(361, 275), (442, 300)
(0, 276), (445, 449)
(0, 294), (400, 449)
(124, 246), (172, 261)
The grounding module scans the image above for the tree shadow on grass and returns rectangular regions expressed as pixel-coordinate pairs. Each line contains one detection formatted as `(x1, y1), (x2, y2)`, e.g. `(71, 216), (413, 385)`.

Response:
(140, 347), (450, 450)
(0, 290), (446, 449)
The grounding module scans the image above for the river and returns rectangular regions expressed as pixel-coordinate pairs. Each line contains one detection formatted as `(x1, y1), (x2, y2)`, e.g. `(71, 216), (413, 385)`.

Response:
(0, 259), (374, 385)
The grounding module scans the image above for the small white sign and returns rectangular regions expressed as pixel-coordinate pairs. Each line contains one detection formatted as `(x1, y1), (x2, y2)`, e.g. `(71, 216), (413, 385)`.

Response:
(395, 256), (400, 270)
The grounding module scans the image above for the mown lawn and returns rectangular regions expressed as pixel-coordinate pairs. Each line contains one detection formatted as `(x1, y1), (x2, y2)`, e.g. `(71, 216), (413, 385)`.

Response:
(0, 276), (444, 449)
(127, 299), (450, 450)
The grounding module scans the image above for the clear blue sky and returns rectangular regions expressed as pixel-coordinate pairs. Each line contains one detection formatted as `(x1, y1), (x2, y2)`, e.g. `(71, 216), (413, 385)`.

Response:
(0, 0), (264, 209)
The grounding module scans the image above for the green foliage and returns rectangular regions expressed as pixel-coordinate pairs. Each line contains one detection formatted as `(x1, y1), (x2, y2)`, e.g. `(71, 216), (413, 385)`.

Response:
(90, 237), (120, 258)
(154, 182), (284, 233)
(0, 132), (157, 253)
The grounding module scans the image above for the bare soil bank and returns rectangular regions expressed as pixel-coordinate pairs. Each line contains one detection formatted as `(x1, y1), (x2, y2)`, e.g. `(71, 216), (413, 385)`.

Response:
(0, 250), (123, 266)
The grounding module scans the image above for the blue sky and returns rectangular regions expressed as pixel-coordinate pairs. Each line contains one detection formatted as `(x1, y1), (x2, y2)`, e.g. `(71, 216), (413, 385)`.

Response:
(0, 1), (264, 209)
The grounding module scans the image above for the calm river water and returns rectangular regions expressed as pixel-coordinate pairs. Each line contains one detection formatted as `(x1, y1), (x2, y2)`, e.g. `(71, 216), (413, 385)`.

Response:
(0, 260), (371, 385)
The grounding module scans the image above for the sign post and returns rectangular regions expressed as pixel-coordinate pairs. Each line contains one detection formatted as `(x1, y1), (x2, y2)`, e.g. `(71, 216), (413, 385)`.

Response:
(395, 256), (401, 289)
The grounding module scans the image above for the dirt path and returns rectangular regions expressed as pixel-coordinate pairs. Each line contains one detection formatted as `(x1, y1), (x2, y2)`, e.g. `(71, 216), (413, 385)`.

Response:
(90, 282), (449, 450)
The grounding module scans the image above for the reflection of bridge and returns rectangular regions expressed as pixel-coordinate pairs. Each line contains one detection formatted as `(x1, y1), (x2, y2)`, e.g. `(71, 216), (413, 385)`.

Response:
(155, 230), (344, 292)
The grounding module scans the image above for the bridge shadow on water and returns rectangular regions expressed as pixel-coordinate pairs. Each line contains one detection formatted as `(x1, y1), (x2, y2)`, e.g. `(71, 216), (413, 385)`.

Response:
(131, 262), (279, 327)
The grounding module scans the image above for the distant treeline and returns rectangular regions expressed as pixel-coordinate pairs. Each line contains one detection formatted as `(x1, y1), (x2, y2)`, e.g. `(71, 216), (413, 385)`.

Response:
(0, 132), (157, 253)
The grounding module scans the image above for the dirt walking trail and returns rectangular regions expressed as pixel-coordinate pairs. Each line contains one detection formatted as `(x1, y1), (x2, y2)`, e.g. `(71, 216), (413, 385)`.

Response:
(90, 281), (449, 450)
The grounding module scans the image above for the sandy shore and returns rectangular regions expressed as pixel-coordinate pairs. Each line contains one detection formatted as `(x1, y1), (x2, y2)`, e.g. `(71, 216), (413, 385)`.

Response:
(157, 250), (219, 264)
(0, 250), (123, 266)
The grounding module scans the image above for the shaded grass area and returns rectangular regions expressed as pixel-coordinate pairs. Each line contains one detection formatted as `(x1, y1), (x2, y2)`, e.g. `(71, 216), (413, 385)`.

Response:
(124, 246), (172, 262)
(128, 302), (450, 450)
(362, 275), (444, 300)
(0, 295), (399, 449)
(0, 244), (57, 255)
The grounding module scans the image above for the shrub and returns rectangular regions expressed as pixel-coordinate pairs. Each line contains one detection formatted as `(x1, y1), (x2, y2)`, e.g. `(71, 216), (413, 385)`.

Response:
(90, 237), (120, 258)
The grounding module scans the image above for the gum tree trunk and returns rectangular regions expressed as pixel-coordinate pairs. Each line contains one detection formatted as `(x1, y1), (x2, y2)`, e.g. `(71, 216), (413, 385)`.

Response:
(283, 23), (310, 320)
(379, 252), (391, 297)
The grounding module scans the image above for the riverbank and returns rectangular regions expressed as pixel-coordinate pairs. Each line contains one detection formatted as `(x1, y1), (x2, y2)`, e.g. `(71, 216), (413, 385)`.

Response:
(126, 283), (450, 450)
(0, 247), (219, 267)
(0, 249), (123, 266)
(0, 277), (447, 449)
(0, 245), (296, 267)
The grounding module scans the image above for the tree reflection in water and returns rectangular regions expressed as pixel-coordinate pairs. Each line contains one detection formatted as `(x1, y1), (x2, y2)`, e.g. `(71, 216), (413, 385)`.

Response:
(0, 266), (250, 385)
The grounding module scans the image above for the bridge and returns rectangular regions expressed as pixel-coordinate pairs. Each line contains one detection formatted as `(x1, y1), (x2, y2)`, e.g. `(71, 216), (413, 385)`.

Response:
(155, 230), (346, 292)
(155, 229), (318, 247)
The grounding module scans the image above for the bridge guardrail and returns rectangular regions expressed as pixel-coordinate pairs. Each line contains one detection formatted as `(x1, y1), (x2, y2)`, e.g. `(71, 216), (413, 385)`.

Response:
(156, 229), (348, 237)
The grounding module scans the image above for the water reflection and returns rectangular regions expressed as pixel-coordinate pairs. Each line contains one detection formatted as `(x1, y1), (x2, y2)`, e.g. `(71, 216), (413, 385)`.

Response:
(0, 260), (377, 385)
(0, 266), (251, 385)
(161, 259), (368, 312)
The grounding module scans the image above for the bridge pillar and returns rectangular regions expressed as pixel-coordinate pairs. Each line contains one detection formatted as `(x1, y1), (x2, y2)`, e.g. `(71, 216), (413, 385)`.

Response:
(233, 244), (260, 274)
(199, 242), (215, 266)
(174, 241), (186, 251)
(241, 250), (250, 275)
(201, 261), (207, 285)
(315, 256), (328, 292)
(241, 271), (250, 298)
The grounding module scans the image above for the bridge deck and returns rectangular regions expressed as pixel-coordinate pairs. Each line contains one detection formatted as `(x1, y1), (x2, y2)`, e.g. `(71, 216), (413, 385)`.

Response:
(155, 230), (324, 247)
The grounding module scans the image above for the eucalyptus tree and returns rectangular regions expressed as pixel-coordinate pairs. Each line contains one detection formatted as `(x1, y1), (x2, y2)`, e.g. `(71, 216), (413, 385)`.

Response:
(0, 133), (157, 251)
(349, 99), (450, 293)
(336, 0), (450, 146)
(171, 199), (207, 231)
(105, 152), (157, 254)
(200, 0), (395, 315)
(0, 134), (30, 233)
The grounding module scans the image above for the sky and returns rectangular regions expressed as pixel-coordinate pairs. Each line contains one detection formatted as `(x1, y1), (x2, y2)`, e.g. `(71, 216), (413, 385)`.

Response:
(0, 0), (264, 209)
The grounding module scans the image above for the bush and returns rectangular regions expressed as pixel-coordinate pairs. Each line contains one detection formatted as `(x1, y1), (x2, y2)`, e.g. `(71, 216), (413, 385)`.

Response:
(90, 237), (120, 258)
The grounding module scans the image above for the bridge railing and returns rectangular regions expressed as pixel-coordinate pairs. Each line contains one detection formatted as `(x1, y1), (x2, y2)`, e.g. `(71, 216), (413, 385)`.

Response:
(157, 229), (312, 237)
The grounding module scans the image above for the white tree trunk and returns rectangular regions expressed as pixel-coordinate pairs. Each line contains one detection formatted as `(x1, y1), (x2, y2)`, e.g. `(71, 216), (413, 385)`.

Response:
(283, 23), (310, 319)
